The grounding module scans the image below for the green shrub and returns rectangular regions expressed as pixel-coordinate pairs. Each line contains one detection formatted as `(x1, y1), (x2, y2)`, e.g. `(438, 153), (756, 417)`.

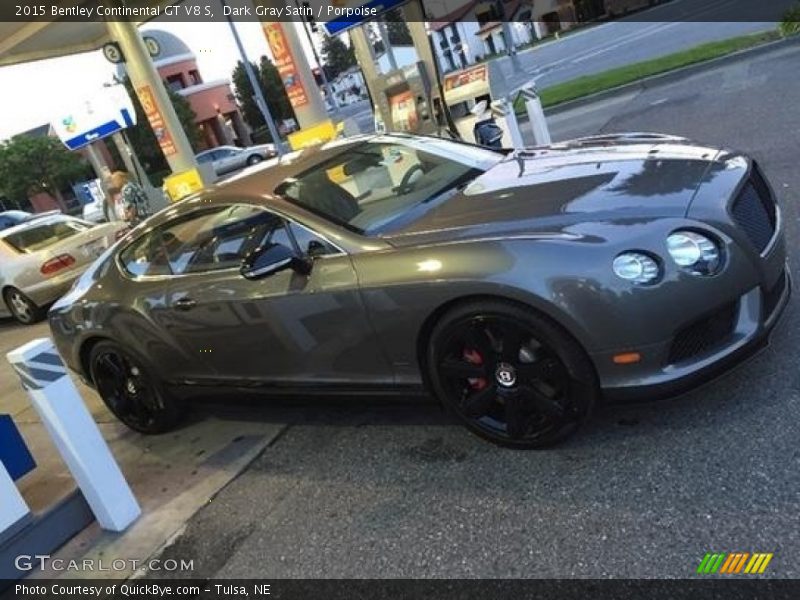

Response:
(780, 4), (800, 36)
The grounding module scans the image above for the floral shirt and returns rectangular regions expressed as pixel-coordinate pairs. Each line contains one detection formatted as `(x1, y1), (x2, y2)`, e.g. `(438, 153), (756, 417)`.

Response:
(121, 182), (151, 223)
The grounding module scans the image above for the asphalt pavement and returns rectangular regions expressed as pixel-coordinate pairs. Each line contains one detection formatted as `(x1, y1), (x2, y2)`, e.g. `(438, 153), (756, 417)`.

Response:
(145, 42), (800, 578)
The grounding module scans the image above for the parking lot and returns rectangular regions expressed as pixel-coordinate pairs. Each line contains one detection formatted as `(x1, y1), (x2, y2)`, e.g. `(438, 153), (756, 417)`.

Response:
(4, 42), (799, 580)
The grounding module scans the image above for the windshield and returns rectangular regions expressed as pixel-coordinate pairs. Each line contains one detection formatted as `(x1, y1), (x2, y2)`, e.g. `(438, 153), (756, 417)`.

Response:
(274, 141), (490, 235)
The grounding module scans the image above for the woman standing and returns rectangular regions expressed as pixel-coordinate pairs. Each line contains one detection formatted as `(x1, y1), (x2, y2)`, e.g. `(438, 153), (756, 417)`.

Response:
(110, 171), (151, 226)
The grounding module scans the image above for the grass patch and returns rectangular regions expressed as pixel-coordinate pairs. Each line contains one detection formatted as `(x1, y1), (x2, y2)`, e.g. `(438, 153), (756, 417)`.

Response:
(514, 29), (780, 111)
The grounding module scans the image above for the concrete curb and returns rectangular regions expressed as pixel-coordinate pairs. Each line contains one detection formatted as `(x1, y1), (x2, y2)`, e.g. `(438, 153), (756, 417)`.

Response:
(0, 490), (93, 584)
(541, 34), (800, 117)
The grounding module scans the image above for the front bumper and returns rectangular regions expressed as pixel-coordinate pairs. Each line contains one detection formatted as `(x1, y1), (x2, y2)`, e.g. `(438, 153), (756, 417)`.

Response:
(601, 266), (791, 402)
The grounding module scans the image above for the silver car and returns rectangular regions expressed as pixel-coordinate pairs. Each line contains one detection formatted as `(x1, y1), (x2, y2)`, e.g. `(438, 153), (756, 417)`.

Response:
(1, 214), (128, 324)
(195, 144), (277, 176)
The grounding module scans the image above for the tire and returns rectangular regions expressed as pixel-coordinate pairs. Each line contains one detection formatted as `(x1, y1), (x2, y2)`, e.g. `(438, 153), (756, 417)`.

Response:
(4, 287), (44, 325)
(246, 154), (263, 166)
(89, 340), (185, 434)
(426, 300), (598, 449)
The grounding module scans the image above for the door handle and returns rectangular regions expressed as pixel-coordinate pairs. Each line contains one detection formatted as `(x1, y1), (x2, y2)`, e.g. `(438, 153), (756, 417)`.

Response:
(174, 297), (197, 311)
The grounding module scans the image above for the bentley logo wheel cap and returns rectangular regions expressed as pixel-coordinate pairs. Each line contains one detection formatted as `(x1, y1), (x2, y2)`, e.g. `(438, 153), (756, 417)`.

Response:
(495, 362), (517, 387)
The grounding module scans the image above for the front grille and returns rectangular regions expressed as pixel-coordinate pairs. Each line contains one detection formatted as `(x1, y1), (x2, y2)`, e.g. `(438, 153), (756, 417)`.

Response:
(731, 167), (776, 253)
(763, 270), (787, 319)
(668, 302), (739, 364)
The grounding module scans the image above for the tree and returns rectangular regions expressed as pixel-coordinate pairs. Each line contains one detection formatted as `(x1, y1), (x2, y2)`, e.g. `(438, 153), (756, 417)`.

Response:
(321, 33), (356, 78)
(0, 135), (90, 211)
(119, 76), (201, 177)
(384, 10), (412, 45)
(231, 57), (295, 138)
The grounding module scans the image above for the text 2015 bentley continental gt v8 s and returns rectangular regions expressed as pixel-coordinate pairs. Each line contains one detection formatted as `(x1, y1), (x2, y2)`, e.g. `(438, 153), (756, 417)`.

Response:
(48, 133), (791, 448)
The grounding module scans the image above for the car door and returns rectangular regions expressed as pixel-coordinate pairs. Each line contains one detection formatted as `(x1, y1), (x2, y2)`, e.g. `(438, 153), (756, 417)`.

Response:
(214, 148), (243, 175)
(158, 203), (391, 386)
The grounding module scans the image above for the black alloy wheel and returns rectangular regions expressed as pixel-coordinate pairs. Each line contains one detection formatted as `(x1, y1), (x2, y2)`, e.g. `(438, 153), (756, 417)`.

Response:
(89, 341), (184, 434)
(428, 301), (598, 448)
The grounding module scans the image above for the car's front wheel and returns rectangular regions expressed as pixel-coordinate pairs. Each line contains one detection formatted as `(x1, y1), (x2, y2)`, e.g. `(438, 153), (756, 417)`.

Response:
(246, 154), (263, 166)
(427, 301), (598, 449)
(89, 341), (185, 434)
(4, 287), (44, 324)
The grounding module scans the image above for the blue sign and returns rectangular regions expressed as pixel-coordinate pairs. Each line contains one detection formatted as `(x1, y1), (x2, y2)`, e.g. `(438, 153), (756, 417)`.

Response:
(61, 108), (135, 151)
(52, 84), (137, 152)
(323, 0), (409, 36)
(0, 415), (36, 481)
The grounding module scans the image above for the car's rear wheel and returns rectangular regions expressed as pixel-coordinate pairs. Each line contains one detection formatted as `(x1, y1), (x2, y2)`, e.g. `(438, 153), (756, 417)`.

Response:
(427, 301), (598, 449)
(4, 287), (43, 324)
(89, 341), (184, 434)
(246, 154), (263, 166)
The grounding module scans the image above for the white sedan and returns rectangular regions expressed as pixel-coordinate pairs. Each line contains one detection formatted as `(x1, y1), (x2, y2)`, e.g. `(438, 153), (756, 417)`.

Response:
(0, 214), (129, 323)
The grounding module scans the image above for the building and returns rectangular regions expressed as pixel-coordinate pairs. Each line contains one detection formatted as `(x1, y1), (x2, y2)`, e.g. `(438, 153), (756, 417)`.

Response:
(121, 30), (251, 150)
(429, 0), (578, 73)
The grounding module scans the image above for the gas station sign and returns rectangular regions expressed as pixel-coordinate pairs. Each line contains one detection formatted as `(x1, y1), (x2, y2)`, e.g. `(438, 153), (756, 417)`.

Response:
(287, 119), (337, 150)
(51, 84), (136, 151)
(137, 84), (177, 157)
(443, 64), (489, 105)
(263, 22), (309, 109)
(323, 0), (411, 35)
(164, 168), (204, 202)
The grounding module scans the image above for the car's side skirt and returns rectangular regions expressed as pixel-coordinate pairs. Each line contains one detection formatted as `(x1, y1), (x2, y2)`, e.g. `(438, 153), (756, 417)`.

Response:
(166, 381), (429, 401)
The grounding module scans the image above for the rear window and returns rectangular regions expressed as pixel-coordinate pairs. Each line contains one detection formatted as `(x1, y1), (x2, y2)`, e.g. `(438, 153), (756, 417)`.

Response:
(3, 220), (90, 253)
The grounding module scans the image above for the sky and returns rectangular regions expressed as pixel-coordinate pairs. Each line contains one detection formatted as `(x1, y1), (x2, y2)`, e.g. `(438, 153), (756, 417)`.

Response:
(0, 20), (319, 142)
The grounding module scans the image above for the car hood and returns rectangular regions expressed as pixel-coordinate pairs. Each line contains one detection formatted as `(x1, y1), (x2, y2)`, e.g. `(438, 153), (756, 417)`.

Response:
(383, 138), (722, 247)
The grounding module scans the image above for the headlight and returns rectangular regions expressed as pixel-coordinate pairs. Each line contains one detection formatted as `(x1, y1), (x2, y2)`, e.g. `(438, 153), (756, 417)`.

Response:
(613, 252), (661, 284)
(666, 231), (720, 275)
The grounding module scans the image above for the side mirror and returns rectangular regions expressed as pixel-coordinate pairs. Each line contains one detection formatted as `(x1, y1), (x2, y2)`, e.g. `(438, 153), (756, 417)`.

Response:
(241, 243), (311, 280)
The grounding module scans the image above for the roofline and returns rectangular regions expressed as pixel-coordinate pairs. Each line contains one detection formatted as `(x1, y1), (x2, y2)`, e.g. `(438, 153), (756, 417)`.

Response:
(175, 79), (233, 96)
(153, 52), (196, 68)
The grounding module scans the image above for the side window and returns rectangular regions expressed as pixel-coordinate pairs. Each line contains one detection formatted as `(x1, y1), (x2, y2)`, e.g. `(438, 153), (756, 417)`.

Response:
(287, 222), (339, 257)
(119, 205), (281, 277)
(237, 216), (339, 258)
(119, 230), (173, 278)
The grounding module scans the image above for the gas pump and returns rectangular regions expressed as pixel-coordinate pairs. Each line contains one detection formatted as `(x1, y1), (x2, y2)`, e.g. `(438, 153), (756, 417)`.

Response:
(442, 62), (518, 149)
(372, 61), (437, 135)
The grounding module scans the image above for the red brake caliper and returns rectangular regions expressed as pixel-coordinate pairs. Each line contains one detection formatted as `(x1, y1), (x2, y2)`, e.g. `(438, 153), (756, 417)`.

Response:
(463, 348), (487, 390)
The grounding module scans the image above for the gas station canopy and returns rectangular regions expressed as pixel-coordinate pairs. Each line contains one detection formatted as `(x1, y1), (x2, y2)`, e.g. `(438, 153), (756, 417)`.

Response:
(0, 1), (179, 67)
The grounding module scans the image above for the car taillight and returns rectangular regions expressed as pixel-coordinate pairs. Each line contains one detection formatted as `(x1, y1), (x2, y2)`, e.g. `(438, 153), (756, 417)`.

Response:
(115, 227), (130, 240)
(40, 254), (76, 275)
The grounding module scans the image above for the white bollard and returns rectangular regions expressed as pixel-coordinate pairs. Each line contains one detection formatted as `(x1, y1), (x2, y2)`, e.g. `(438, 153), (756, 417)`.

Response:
(0, 459), (29, 534)
(521, 84), (552, 146)
(7, 338), (140, 532)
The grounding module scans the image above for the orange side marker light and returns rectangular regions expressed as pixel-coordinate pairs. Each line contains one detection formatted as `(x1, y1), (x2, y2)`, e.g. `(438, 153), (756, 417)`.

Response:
(613, 352), (641, 365)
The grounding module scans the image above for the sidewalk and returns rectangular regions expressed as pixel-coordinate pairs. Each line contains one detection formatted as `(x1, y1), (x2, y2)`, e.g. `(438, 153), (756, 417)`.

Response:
(1, 320), (286, 581)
